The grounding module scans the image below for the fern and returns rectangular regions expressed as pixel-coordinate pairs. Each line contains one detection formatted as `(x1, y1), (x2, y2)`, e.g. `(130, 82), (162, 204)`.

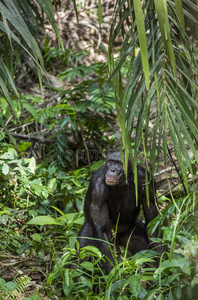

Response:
(8, 275), (31, 298)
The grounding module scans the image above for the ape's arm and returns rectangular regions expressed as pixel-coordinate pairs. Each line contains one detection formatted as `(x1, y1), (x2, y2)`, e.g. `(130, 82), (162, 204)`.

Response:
(89, 175), (111, 240)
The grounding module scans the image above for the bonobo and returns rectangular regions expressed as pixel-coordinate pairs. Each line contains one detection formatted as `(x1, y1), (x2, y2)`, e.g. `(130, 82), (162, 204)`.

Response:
(77, 152), (162, 273)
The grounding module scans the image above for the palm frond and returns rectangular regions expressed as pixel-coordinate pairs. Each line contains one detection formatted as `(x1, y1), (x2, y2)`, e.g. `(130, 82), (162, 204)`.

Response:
(108, 0), (198, 193)
(0, 0), (63, 102)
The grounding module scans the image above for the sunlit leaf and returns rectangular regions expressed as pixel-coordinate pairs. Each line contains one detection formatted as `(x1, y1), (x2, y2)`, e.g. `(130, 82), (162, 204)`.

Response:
(133, 0), (149, 89)
(2, 163), (9, 175)
(27, 216), (61, 225)
(154, 0), (176, 75)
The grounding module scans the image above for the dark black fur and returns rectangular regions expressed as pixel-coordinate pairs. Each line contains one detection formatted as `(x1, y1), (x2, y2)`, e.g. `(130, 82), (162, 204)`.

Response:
(78, 152), (162, 273)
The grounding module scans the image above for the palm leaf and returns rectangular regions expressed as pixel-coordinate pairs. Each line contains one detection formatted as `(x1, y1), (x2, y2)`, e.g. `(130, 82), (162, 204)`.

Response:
(108, 0), (198, 194)
(0, 0), (63, 103)
(133, 0), (149, 89)
(36, 0), (63, 48)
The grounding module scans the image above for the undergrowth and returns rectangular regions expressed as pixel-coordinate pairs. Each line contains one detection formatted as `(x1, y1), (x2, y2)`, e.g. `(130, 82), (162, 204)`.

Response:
(0, 148), (197, 299)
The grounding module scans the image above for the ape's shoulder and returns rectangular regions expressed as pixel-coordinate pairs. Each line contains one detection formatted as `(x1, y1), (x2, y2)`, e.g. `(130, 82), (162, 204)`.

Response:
(90, 165), (106, 182)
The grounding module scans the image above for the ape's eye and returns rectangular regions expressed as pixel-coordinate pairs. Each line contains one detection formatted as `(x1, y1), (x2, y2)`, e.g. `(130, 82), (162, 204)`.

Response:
(117, 162), (123, 167)
(107, 160), (114, 166)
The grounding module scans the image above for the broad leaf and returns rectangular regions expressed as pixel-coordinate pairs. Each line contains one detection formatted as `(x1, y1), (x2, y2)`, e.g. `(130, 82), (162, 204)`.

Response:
(27, 216), (61, 225)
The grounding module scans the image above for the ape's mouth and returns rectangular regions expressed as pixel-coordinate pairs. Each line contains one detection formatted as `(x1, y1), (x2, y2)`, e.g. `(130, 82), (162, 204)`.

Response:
(105, 176), (119, 186)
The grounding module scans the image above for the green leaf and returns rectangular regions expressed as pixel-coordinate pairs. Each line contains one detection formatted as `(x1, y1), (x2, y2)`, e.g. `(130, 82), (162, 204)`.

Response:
(18, 142), (32, 152)
(163, 227), (173, 241)
(0, 58), (19, 97)
(2, 163), (9, 175)
(144, 291), (155, 300)
(0, 148), (17, 160)
(22, 102), (38, 118)
(0, 115), (16, 145)
(0, 97), (8, 115)
(4, 281), (17, 291)
(156, 294), (164, 300)
(168, 289), (174, 300)
(106, 279), (126, 295)
(47, 178), (57, 192)
(51, 206), (68, 219)
(31, 233), (42, 242)
(133, 0), (149, 90)
(0, 0), (44, 68)
(0, 278), (6, 288)
(174, 0), (185, 34)
(80, 245), (102, 258)
(70, 178), (81, 187)
(71, 0), (79, 25)
(19, 241), (30, 255)
(27, 216), (61, 225)
(174, 285), (182, 299)
(118, 296), (129, 300)
(98, 0), (102, 26)
(81, 261), (93, 272)
(63, 269), (74, 297)
(41, 189), (49, 199)
(154, 0), (176, 75)
(129, 275), (141, 296)
(35, 0), (63, 49)
(0, 67), (17, 109)
(28, 157), (36, 173)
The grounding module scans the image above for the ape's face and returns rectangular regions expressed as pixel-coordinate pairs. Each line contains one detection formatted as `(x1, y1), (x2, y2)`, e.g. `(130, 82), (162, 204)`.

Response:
(104, 155), (125, 186)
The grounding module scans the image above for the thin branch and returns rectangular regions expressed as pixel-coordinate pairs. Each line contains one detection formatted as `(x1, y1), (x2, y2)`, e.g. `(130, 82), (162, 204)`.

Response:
(6, 133), (55, 144)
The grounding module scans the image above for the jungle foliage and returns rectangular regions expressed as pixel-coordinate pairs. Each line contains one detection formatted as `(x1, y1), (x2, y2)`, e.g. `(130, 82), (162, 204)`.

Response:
(0, 0), (197, 299)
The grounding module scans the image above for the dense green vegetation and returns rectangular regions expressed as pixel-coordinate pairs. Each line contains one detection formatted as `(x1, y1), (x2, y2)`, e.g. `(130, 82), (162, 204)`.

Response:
(0, 0), (197, 299)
